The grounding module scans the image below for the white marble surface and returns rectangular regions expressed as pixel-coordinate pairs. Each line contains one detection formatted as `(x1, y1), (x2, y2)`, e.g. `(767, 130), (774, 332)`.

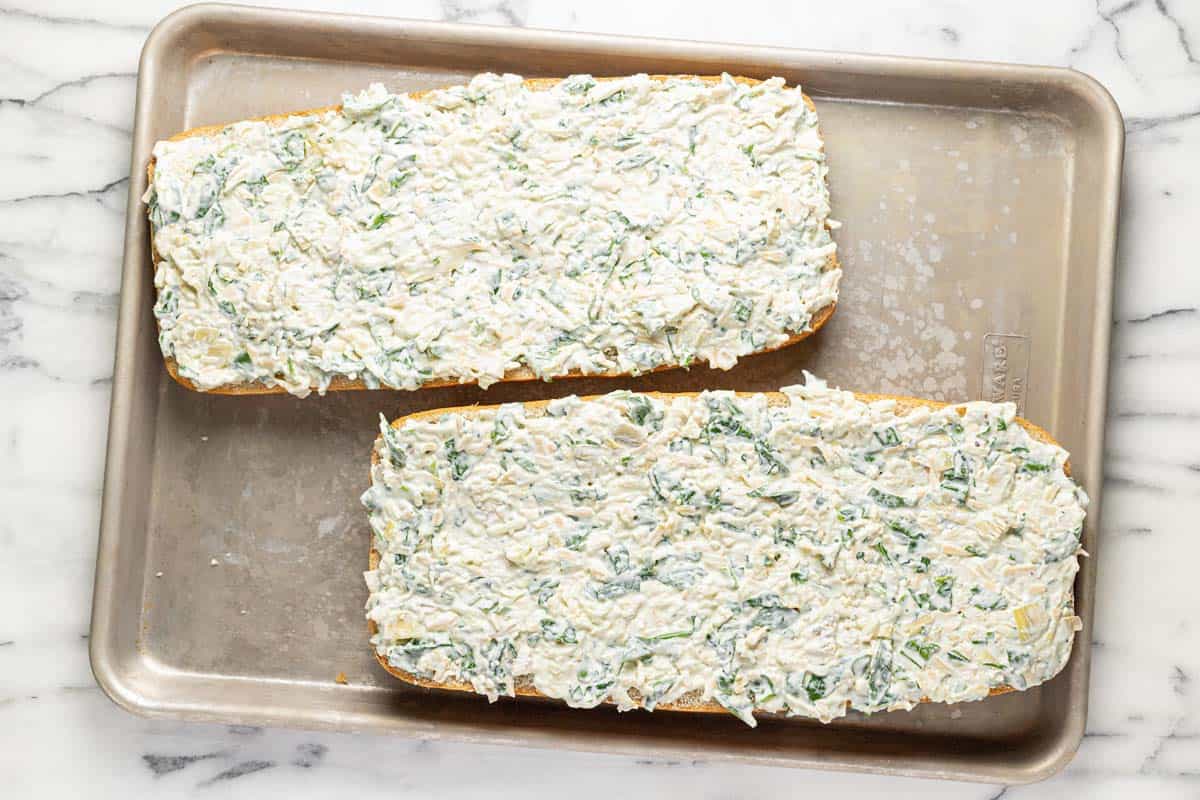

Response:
(1, 0), (1198, 795)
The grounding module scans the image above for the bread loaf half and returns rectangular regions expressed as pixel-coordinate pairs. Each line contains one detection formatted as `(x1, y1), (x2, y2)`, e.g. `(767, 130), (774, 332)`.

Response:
(363, 380), (1084, 725)
(146, 74), (839, 396)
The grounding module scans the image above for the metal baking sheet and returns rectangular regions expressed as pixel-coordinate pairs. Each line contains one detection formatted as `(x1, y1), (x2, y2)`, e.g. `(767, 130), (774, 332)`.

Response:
(92, 2), (1122, 784)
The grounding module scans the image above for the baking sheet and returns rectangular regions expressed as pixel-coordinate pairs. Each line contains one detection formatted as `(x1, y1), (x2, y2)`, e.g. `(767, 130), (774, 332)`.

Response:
(92, 2), (1122, 783)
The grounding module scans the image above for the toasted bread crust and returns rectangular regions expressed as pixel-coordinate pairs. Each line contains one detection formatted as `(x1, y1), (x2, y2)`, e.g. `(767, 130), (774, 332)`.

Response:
(366, 389), (1070, 717)
(146, 75), (840, 394)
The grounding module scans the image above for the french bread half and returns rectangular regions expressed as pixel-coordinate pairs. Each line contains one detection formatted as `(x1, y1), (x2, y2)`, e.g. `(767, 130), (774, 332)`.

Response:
(147, 75), (840, 396)
(364, 382), (1084, 725)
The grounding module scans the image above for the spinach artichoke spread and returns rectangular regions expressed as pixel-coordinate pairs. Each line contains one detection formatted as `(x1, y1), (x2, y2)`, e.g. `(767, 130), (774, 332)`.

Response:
(145, 73), (839, 396)
(363, 377), (1086, 725)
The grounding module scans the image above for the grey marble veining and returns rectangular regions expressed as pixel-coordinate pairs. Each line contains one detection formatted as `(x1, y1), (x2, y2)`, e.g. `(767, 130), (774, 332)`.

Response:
(1, 0), (1198, 796)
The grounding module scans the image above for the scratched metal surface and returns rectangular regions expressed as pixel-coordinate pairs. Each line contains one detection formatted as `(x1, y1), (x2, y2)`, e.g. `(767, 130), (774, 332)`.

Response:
(91, 3), (1121, 784)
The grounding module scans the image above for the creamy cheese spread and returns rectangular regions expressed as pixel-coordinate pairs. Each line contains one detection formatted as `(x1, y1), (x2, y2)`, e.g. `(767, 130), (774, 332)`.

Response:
(362, 377), (1086, 725)
(145, 73), (839, 396)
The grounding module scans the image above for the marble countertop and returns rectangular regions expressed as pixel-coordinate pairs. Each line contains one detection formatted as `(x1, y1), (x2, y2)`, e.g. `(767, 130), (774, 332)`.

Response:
(2, 0), (1198, 795)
